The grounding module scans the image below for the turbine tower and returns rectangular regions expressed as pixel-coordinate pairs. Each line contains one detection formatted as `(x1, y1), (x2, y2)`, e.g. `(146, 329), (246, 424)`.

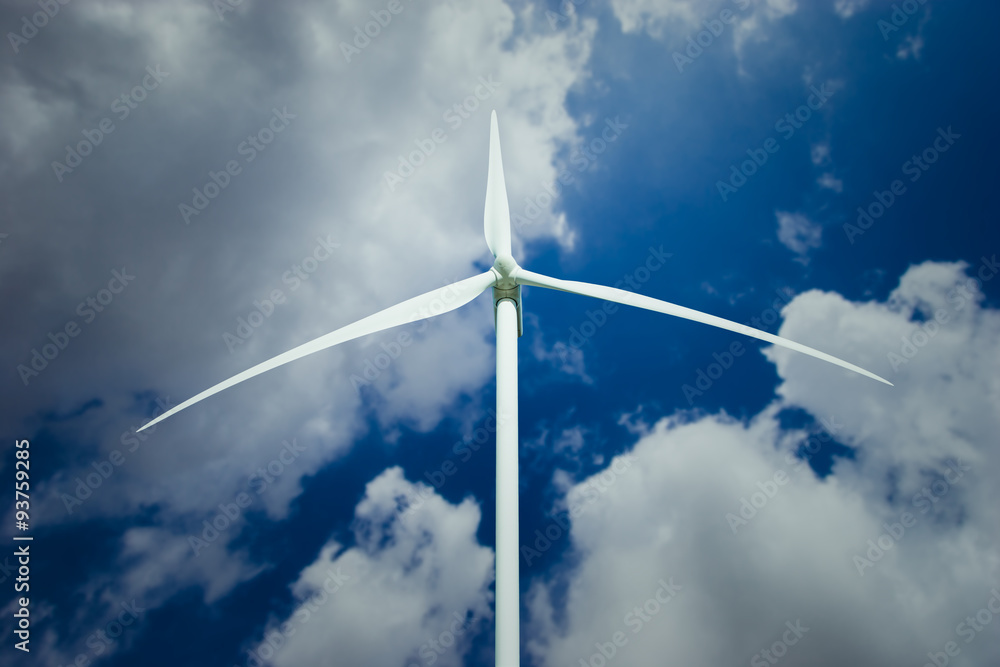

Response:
(139, 111), (891, 666)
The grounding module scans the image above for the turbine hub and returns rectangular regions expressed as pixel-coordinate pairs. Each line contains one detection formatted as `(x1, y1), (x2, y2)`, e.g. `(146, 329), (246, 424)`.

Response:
(493, 254), (518, 289)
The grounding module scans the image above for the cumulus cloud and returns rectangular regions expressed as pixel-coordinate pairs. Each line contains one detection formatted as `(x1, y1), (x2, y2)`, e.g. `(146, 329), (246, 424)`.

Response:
(881, 5), (932, 60)
(608, 0), (802, 81)
(817, 172), (843, 192)
(244, 467), (495, 667)
(834, 0), (869, 19)
(896, 33), (925, 60)
(529, 316), (594, 385)
(776, 211), (823, 259)
(526, 259), (1000, 667)
(610, 0), (703, 35)
(767, 258), (1000, 485)
(811, 142), (831, 165)
(611, 0), (796, 44)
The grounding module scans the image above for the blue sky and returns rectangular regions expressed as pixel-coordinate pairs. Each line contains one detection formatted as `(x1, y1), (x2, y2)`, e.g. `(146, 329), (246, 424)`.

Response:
(2, 1), (999, 666)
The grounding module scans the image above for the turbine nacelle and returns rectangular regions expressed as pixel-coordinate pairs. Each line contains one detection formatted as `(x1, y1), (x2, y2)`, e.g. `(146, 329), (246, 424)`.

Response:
(492, 256), (522, 338)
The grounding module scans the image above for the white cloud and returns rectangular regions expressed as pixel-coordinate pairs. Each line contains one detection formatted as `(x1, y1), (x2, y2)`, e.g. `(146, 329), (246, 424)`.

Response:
(834, 0), (869, 19)
(610, 0), (703, 36)
(526, 259), (1000, 667)
(247, 467), (495, 667)
(528, 312), (595, 384)
(896, 33), (925, 60)
(892, 7), (932, 60)
(766, 259), (1000, 482)
(776, 211), (823, 258)
(554, 425), (587, 455)
(817, 172), (843, 192)
(611, 0), (797, 49)
(811, 142), (832, 165)
(610, 0), (780, 80)
(764, 0), (799, 18)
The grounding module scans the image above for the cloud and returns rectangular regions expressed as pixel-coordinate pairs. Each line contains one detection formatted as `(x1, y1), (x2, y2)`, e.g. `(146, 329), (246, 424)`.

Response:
(766, 258), (999, 482)
(776, 211), (823, 259)
(817, 172), (843, 192)
(610, 0), (797, 45)
(888, 6), (932, 60)
(896, 33), (925, 60)
(811, 142), (832, 165)
(244, 467), (494, 667)
(610, 0), (703, 36)
(529, 315), (594, 385)
(525, 259), (1000, 667)
(810, 145), (842, 192)
(833, 0), (869, 19)
(608, 0), (801, 80)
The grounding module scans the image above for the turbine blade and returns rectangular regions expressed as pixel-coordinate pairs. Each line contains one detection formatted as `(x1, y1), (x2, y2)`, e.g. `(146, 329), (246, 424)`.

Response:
(516, 269), (893, 386)
(138, 270), (497, 432)
(484, 110), (512, 259)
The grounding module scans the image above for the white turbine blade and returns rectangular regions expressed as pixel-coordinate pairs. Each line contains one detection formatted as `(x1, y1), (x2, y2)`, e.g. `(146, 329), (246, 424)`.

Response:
(516, 269), (893, 386)
(138, 270), (497, 432)
(484, 110), (512, 259)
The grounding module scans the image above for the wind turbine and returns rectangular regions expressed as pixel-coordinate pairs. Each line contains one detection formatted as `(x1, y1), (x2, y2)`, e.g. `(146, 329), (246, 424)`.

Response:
(138, 110), (892, 666)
